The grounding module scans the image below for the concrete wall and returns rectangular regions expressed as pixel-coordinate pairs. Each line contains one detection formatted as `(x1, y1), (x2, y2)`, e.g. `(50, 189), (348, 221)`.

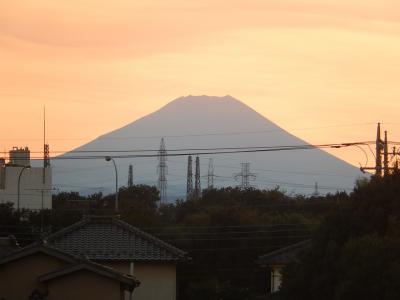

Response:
(46, 270), (122, 300)
(104, 261), (177, 300)
(0, 166), (52, 209)
(270, 265), (283, 293)
(0, 252), (66, 300)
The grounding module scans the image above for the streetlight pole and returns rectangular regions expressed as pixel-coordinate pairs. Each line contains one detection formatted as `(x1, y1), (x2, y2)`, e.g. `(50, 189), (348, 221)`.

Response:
(105, 156), (118, 212)
(17, 165), (31, 212)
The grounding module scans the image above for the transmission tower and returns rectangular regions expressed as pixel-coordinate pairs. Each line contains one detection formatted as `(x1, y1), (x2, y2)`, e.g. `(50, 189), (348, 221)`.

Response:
(157, 138), (168, 203)
(128, 164), (133, 187)
(234, 162), (256, 189)
(186, 155), (193, 200)
(207, 158), (215, 189)
(312, 182), (319, 197)
(194, 156), (201, 200)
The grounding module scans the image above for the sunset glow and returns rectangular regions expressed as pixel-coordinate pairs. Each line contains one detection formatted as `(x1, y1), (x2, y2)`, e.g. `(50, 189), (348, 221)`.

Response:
(1, 0), (400, 166)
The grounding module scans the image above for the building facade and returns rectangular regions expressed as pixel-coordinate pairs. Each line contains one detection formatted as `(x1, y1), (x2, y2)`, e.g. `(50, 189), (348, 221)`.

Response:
(0, 147), (52, 210)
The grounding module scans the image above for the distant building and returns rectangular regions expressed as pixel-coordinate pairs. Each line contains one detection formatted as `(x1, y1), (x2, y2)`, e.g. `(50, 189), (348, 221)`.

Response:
(0, 147), (52, 209)
(45, 215), (188, 300)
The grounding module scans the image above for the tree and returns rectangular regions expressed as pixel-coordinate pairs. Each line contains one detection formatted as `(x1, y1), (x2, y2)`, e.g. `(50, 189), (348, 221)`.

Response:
(279, 173), (400, 300)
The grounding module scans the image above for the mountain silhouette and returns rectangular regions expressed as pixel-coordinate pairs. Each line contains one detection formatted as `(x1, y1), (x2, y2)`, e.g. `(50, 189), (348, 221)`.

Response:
(53, 95), (364, 199)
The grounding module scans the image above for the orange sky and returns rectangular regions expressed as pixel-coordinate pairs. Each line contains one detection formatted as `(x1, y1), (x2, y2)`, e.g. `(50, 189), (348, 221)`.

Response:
(1, 0), (400, 167)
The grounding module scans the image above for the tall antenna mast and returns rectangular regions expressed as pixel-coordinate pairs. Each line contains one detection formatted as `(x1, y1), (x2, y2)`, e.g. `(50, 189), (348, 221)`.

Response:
(194, 156), (201, 200)
(207, 158), (215, 189)
(157, 138), (168, 203)
(186, 155), (193, 200)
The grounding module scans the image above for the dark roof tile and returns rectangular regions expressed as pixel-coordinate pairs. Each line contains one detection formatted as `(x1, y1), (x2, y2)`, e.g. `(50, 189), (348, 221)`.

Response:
(45, 216), (187, 262)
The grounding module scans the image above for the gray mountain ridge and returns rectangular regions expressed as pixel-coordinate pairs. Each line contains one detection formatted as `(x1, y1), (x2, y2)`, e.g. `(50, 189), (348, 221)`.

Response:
(53, 95), (365, 200)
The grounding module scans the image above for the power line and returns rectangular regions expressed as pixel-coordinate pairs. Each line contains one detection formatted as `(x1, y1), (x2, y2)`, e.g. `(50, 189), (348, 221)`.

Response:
(14, 141), (377, 160)
(9, 141), (379, 154)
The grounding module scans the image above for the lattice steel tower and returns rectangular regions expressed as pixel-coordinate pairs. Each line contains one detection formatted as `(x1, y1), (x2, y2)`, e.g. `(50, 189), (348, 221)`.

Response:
(234, 162), (256, 189)
(186, 155), (193, 200)
(207, 158), (215, 189)
(128, 164), (133, 187)
(157, 138), (168, 203)
(194, 156), (201, 199)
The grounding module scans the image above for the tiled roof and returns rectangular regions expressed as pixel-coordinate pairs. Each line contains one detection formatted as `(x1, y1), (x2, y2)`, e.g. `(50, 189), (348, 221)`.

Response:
(0, 242), (139, 289)
(257, 239), (312, 266)
(0, 241), (77, 265)
(45, 215), (187, 262)
(39, 261), (140, 289)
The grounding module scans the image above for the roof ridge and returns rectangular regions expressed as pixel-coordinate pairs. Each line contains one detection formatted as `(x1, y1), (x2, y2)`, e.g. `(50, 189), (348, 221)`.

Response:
(112, 218), (187, 258)
(45, 215), (188, 261)
(45, 218), (91, 242)
(257, 239), (312, 262)
(0, 243), (81, 265)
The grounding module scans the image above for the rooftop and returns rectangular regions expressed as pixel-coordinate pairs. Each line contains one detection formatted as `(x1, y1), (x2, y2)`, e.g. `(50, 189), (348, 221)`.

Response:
(257, 239), (312, 266)
(45, 215), (187, 262)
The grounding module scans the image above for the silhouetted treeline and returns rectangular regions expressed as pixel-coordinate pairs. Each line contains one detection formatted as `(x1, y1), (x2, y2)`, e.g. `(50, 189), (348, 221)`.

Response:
(0, 184), (347, 299)
(278, 173), (400, 300)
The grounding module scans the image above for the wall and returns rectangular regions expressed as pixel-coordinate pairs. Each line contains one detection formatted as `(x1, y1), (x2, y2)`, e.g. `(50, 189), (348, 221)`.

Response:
(46, 270), (122, 300)
(0, 252), (66, 300)
(104, 261), (177, 300)
(270, 265), (283, 293)
(0, 166), (52, 209)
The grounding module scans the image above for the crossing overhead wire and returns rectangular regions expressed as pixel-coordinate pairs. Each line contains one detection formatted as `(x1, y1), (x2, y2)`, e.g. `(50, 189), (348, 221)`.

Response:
(10, 141), (377, 160)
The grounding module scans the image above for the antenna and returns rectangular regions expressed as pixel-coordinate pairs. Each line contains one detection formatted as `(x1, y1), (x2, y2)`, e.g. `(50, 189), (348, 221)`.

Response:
(234, 162), (256, 189)
(157, 138), (168, 203)
(186, 156), (193, 200)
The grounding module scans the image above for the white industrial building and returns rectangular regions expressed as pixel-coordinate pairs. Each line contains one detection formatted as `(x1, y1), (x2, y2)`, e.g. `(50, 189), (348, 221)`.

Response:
(0, 147), (52, 210)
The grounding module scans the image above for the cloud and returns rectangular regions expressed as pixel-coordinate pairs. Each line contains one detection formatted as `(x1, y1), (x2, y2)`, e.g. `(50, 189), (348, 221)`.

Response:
(1, 0), (399, 59)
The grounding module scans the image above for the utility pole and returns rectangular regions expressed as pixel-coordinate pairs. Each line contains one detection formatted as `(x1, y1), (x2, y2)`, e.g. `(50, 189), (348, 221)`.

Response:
(207, 158), (215, 189)
(361, 123), (397, 176)
(128, 164), (133, 187)
(194, 156), (201, 200)
(234, 162), (256, 189)
(157, 138), (167, 203)
(186, 155), (193, 201)
(384, 131), (389, 176)
(375, 123), (383, 176)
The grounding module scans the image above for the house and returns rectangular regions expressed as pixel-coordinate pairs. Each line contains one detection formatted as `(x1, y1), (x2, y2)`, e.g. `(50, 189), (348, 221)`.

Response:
(45, 215), (188, 300)
(257, 239), (311, 294)
(0, 242), (139, 300)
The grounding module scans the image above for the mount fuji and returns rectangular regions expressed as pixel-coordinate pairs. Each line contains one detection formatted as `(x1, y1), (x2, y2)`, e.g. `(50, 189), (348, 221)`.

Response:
(52, 95), (364, 200)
